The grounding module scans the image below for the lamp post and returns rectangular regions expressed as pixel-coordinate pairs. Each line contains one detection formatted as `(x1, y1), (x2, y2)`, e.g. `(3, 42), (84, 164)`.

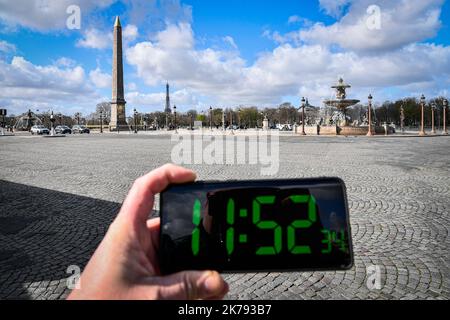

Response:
(367, 94), (373, 137)
(50, 110), (56, 136)
(300, 97), (306, 135)
(419, 94), (426, 136)
(209, 106), (213, 130)
(237, 108), (241, 129)
(100, 110), (103, 133)
(443, 99), (448, 135)
(229, 109), (235, 135)
(431, 102), (436, 134)
(133, 108), (138, 134)
(173, 105), (177, 133)
(222, 109), (226, 131)
(230, 109), (233, 127)
(0, 108), (6, 135)
(400, 103), (405, 134)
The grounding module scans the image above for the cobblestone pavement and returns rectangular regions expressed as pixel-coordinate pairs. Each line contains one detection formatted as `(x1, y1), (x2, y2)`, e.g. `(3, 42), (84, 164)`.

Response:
(0, 133), (449, 300)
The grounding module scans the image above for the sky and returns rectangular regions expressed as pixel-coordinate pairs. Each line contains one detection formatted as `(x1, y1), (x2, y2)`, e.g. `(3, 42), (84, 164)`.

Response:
(0, 0), (449, 116)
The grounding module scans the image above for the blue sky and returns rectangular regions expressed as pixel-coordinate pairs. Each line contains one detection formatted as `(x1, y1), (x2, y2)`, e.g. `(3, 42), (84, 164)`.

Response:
(0, 0), (449, 116)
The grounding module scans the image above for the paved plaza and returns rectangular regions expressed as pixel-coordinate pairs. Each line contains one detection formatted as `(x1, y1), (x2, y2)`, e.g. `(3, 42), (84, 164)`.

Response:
(0, 132), (449, 300)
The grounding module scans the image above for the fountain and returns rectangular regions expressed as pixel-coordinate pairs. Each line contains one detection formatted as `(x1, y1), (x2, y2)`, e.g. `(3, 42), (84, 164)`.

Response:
(14, 109), (43, 131)
(320, 78), (370, 135)
(323, 78), (360, 127)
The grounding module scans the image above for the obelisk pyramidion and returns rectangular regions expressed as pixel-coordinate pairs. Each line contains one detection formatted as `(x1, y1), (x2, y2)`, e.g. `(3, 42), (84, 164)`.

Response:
(110, 16), (127, 130)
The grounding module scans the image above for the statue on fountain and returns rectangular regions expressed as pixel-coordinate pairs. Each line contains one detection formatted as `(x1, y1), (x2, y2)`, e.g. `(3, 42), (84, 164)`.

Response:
(323, 78), (360, 127)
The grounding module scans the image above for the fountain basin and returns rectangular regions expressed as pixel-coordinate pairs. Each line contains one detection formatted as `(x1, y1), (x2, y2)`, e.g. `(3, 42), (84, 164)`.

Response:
(323, 99), (361, 109)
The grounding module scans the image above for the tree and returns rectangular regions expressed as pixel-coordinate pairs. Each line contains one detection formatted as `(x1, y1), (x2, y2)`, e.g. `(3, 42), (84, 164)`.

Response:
(238, 107), (259, 128)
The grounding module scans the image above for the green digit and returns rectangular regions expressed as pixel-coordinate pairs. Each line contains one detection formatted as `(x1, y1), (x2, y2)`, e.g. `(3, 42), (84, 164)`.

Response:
(339, 230), (348, 253)
(321, 229), (332, 254)
(253, 196), (281, 255)
(191, 199), (201, 256)
(226, 198), (235, 255)
(287, 195), (317, 254)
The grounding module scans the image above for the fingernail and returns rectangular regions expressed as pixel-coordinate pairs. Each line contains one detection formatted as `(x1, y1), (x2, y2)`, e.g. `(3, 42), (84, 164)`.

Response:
(203, 271), (221, 294)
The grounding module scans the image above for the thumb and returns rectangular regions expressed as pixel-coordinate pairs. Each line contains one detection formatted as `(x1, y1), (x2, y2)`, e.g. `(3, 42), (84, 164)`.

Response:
(155, 270), (229, 300)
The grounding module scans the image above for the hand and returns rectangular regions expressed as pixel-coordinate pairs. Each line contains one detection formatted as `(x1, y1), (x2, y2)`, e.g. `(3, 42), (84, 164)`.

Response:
(68, 164), (229, 300)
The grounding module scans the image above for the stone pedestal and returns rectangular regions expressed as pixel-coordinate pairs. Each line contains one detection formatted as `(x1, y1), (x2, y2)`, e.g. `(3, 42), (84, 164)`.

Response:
(110, 102), (127, 130)
(263, 118), (269, 131)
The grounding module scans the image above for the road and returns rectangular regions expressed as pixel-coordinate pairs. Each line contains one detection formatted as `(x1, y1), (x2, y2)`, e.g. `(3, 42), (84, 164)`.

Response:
(0, 132), (449, 299)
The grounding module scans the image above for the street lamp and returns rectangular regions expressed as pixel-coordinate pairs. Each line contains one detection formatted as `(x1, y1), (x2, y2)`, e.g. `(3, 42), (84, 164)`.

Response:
(100, 110), (103, 134)
(419, 94), (426, 136)
(222, 109), (226, 131)
(431, 102), (436, 134)
(400, 102), (405, 134)
(230, 109), (233, 127)
(443, 99), (448, 135)
(173, 105), (177, 133)
(367, 94), (373, 137)
(133, 108), (138, 134)
(0, 108), (6, 134)
(237, 108), (241, 129)
(50, 110), (56, 136)
(209, 106), (213, 130)
(300, 97), (306, 135)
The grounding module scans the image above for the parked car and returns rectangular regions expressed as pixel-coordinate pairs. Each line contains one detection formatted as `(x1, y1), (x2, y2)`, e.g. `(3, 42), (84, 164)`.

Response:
(72, 125), (90, 134)
(55, 125), (72, 134)
(30, 125), (50, 135)
(278, 124), (293, 131)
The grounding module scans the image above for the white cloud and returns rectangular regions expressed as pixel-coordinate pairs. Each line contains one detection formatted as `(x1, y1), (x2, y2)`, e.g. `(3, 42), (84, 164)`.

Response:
(126, 88), (198, 109)
(54, 57), (76, 67)
(124, 0), (192, 28)
(318, 0), (352, 18)
(262, 30), (290, 44)
(154, 22), (194, 49)
(0, 56), (100, 114)
(223, 36), (238, 49)
(89, 68), (111, 88)
(0, 40), (16, 53)
(0, 0), (114, 31)
(126, 21), (450, 107)
(1, 0), (448, 113)
(300, 0), (444, 53)
(76, 24), (137, 51)
(288, 15), (301, 24)
(126, 23), (246, 90)
(127, 82), (138, 91)
(76, 28), (112, 49)
(123, 24), (139, 42)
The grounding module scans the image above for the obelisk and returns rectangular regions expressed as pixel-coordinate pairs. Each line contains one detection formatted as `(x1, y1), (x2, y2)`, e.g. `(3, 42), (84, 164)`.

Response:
(110, 16), (127, 130)
(164, 82), (171, 129)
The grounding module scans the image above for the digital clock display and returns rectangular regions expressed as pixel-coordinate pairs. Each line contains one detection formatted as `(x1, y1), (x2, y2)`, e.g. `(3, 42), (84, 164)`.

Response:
(159, 178), (353, 274)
